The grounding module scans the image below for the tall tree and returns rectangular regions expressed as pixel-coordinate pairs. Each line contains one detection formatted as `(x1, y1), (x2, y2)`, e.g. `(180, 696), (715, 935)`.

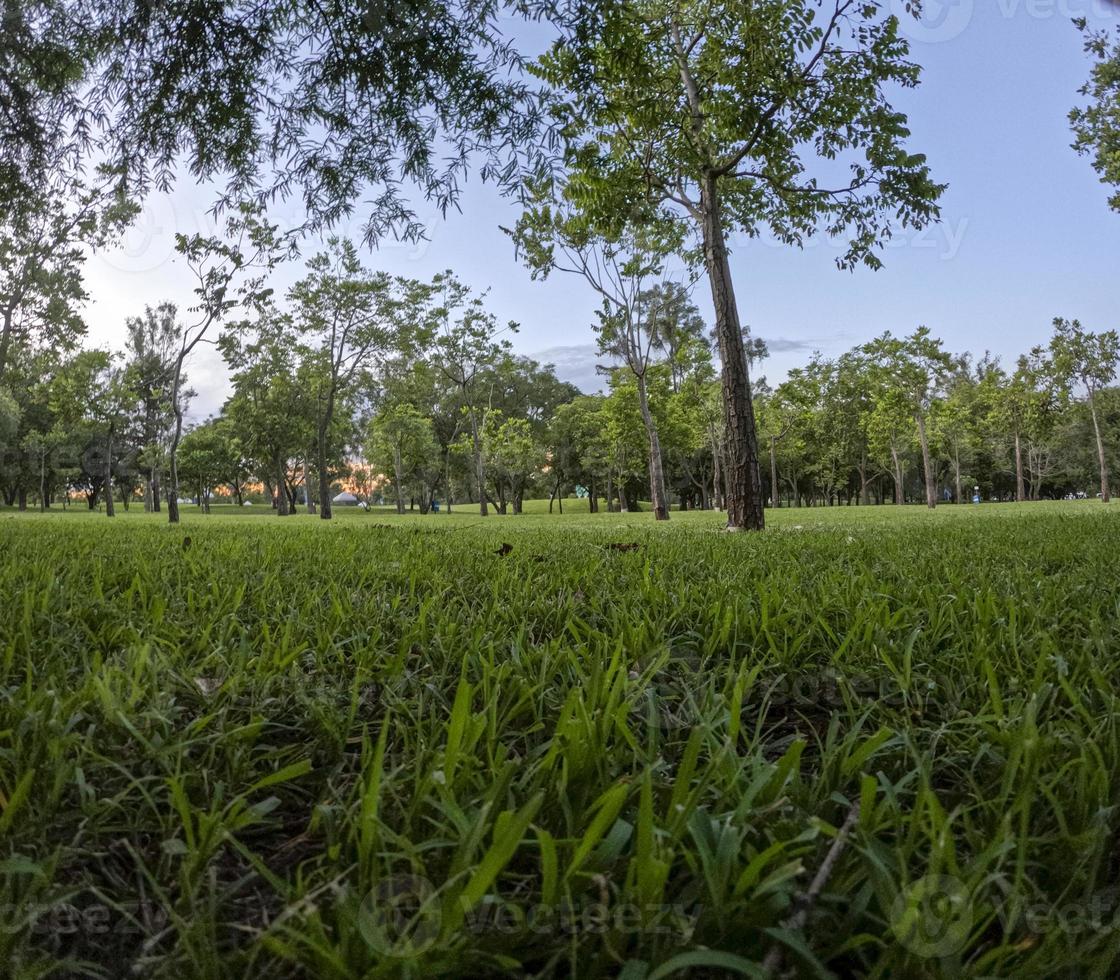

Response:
(165, 204), (289, 524)
(288, 240), (426, 520)
(862, 328), (953, 509)
(122, 302), (180, 511)
(367, 403), (439, 515)
(1047, 318), (1120, 503)
(431, 274), (515, 517)
(530, 0), (944, 529)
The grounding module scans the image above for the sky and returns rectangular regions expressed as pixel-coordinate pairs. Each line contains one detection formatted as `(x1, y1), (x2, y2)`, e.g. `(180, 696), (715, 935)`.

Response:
(80, 0), (1120, 420)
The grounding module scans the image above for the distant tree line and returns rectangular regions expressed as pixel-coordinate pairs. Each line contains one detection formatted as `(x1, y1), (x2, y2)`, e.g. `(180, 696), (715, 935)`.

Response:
(1, 227), (1116, 516)
(1, 2), (1118, 526)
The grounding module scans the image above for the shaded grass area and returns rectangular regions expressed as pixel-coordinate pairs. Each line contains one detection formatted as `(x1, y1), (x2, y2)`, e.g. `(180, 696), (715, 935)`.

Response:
(1, 502), (1119, 977)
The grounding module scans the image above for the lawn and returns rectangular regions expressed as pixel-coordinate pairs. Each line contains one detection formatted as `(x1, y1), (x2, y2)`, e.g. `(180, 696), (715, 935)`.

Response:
(1, 501), (1119, 978)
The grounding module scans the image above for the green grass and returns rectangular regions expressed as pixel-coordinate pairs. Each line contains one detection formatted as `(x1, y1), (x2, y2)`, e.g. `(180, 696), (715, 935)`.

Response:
(2, 501), (1119, 978)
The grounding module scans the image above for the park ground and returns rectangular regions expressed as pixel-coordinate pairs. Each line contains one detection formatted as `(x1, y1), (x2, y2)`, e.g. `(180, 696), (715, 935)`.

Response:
(1, 501), (1119, 977)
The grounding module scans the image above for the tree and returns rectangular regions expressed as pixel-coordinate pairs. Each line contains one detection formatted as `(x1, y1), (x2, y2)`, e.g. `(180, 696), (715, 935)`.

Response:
(0, 160), (134, 384)
(530, 0), (944, 529)
(862, 328), (954, 509)
(367, 403), (439, 515)
(931, 362), (983, 505)
(221, 310), (315, 518)
(1071, 19), (1120, 213)
(510, 203), (680, 519)
(122, 302), (180, 511)
(431, 274), (515, 517)
(165, 204), (290, 524)
(288, 239), (426, 520)
(50, 349), (129, 517)
(1047, 318), (1120, 503)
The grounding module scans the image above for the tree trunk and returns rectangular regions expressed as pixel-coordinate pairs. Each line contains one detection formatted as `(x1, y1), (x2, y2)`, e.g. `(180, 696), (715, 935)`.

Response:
(710, 432), (723, 510)
(953, 451), (963, 506)
(891, 446), (904, 505)
(39, 450), (46, 513)
(1014, 430), (1026, 503)
(699, 176), (764, 531)
(104, 430), (116, 518)
(916, 413), (936, 509)
(636, 373), (669, 520)
(152, 466), (162, 512)
(470, 410), (488, 517)
(0, 309), (12, 385)
(318, 410), (333, 520)
(276, 457), (290, 516)
(393, 444), (405, 515)
(305, 453), (317, 514)
(770, 436), (780, 509)
(1089, 393), (1110, 503)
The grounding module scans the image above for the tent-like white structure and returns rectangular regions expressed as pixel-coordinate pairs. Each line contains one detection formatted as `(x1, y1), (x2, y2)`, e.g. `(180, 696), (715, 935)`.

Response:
(332, 491), (360, 506)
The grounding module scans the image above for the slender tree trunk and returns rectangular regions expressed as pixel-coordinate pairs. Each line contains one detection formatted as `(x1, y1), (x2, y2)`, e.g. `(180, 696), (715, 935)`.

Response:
(276, 457), (290, 516)
(953, 451), (962, 506)
(859, 454), (871, 506)
(1014, 430), (1026, 503)
(470, 410), (488, 517)
(636, 373), (669, 521)
(39, 450), (46, 512)
(0, 306), (15, 386)
(891, 446), (904, 505)
(770, 436), (780, 509)
(393, 444), (405, 515)
(618, 480), (629, 512)
(17, 487), (27, 511)
(104, 429), (116, 518)
(916, 413), (936, 509)
(1089, 393), (1110, 503)
(317, 407), (333, 520)
(166, 361), (188, 525)
(699, 176), (764, 531)
(152, 466), (162, 512)
(305, 452), (317, 514)
(708, 428), (724, 510)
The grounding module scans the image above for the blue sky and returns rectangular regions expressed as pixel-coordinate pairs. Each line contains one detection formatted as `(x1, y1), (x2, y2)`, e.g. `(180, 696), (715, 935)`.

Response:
(82, 0), (1119, 417)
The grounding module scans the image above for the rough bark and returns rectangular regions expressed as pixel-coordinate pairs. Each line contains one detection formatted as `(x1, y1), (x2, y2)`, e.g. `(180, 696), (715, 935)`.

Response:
(1089, 394), (1110, 503)
(636, 373), (670, 521)
(393, 444), (405, 515)
(891, 447), (905, 505)
(1014, 430), (1026, 503)
(276, 457), (290, 516)
(700, 176), (764, 531)
(104, 430), (116, 518)
(317, 404), (333, 520)
(470, 410), (488, 517)
(916, 413), (937, 509)
(770, 436), (780, 509)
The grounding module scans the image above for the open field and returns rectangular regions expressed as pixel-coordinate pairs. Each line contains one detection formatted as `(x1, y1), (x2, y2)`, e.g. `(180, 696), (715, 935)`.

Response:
(2, 502), (1120, 978)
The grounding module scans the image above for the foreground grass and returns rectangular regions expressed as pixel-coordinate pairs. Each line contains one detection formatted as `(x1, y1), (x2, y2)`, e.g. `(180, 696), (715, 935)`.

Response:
(1, 502), (1119, 978)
